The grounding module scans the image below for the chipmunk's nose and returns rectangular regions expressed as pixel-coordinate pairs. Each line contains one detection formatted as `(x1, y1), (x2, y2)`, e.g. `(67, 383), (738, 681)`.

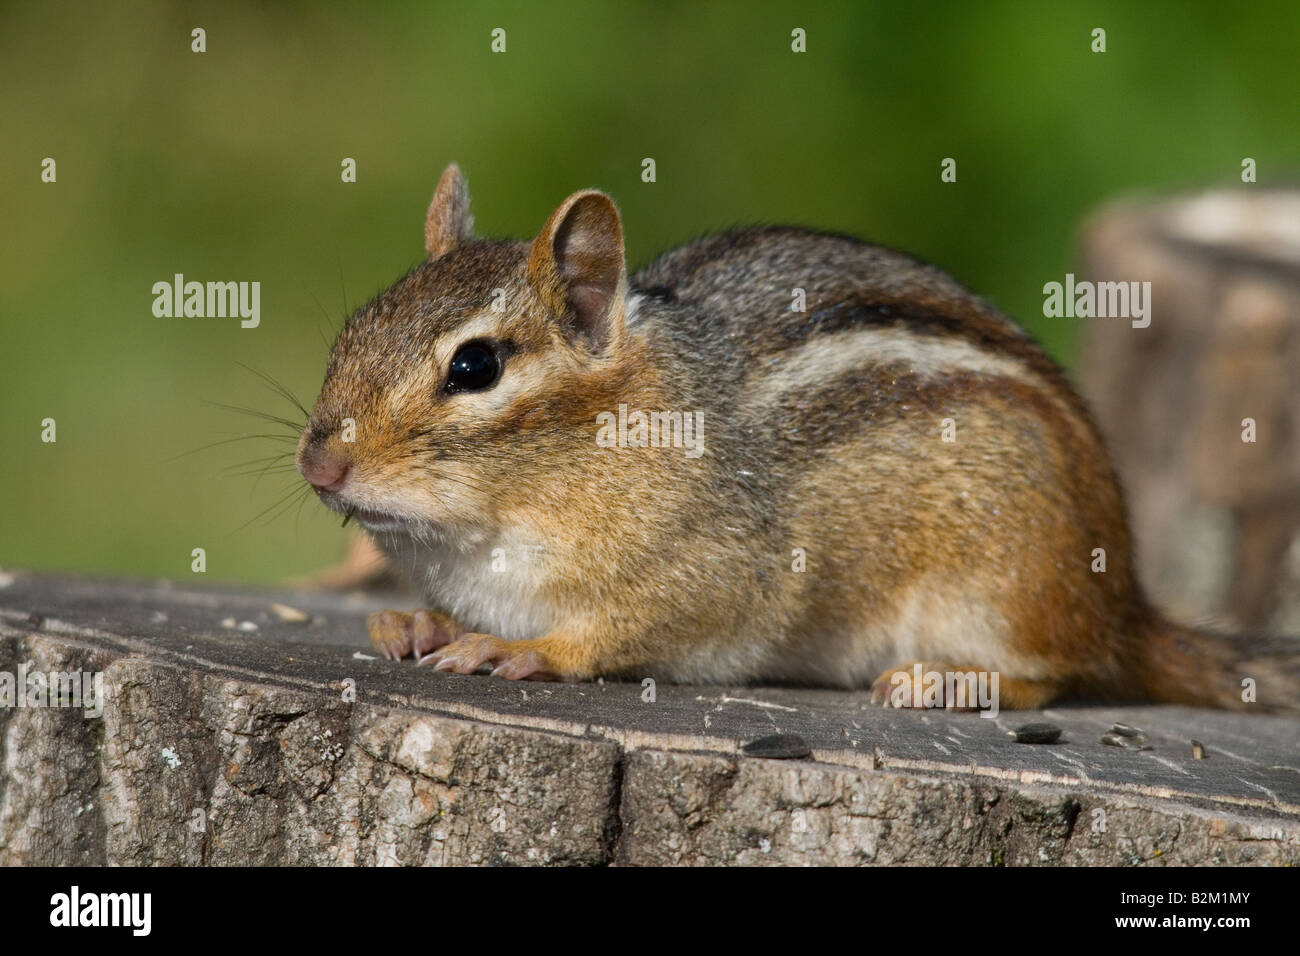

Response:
(297, 443), (352, 493)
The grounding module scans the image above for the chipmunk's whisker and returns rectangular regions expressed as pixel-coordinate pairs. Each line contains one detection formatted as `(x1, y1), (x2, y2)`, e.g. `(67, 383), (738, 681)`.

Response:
(165, 432), (298, 464)
(202, 400), (305, 432)
(226, 478), (310, 535)
(235, 362), (312, 420)
(222, 452), (295, 471)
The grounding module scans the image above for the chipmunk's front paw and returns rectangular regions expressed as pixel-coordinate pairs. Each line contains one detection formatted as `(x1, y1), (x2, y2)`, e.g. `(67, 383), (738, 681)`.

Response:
(423, 634), (559, 681)
(869, 660), (982, 711)
(367, 609), (460, 661)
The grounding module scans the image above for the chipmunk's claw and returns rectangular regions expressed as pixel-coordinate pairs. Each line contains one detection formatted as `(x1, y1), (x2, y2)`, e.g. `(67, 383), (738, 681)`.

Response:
(491, 650), (553, 681)
(367, 609), (459, 661)
(427, 633), (506, 674)
(425, 633), (558, 681)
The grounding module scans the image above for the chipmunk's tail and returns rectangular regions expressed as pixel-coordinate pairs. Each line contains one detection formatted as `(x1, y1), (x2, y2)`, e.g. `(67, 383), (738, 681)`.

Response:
(1138, 613), (1300, 714)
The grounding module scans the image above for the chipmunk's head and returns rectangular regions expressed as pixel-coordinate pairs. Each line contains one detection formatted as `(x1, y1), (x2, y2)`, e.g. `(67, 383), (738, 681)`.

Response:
(296, 164), (636, 541)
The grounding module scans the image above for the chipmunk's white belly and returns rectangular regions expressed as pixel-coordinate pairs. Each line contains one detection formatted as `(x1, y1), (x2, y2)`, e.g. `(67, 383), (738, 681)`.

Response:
(378, 530), (557, 640)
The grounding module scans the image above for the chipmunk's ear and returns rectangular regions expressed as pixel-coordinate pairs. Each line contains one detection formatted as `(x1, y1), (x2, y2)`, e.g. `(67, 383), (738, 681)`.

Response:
(528, 190), (627, 352)
(425, 164), (474, 259)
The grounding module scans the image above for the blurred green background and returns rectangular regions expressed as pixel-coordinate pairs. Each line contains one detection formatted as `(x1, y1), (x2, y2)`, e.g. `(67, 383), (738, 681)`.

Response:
(2, 0), (1296, 584)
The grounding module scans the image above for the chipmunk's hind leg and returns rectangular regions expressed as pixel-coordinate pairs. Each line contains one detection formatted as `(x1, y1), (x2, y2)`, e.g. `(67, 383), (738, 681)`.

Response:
(981, 675), (1064, 710)
(868, 660), (1064, 711)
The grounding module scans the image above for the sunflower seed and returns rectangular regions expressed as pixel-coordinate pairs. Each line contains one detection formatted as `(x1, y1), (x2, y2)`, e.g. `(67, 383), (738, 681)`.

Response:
(742, 733), (811, 759)
(1009, 723), (1062, 744)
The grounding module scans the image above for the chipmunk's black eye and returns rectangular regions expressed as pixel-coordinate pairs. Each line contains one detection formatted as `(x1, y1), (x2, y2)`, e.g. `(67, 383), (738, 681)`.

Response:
(445, 341), (502, 393)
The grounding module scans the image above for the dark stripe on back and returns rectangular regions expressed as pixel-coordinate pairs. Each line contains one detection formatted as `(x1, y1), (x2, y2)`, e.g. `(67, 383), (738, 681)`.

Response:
(767, 296), (1102, 432)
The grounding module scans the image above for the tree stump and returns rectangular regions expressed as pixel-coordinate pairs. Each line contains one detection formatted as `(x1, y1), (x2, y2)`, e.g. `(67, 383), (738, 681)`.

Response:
(1077, 190), (1300, 635)
(2, 572), (1298, 865)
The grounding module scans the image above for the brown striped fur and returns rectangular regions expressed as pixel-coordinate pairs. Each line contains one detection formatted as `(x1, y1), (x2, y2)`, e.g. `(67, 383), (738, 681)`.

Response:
(297, 166), (1298, 713)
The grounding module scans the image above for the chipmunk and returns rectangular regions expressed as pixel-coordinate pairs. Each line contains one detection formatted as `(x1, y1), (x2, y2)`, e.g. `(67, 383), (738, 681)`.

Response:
(295, 164), (1298, 712)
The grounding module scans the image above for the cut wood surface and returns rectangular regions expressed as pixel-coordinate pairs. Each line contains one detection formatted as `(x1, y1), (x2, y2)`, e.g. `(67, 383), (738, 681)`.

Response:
(1, 572), (1296, 865)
